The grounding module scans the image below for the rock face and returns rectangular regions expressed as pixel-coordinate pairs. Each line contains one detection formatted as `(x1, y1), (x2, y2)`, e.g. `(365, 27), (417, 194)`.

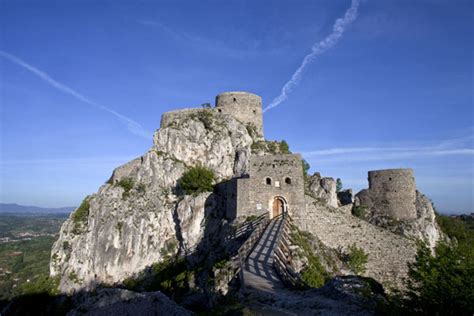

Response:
(306, 173), (338, 208)
(67, 289), (192, 316)
(338, 189), (353, 206)
(50, 110), (254, 293)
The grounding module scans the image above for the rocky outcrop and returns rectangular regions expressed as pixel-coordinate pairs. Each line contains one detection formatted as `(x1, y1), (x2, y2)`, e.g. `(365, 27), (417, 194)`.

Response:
(306, 173), (338, 208)
(67, 289), (192, 316)
(354, 191), (443, 250)
(50, 111), (255, 293)
(338, 189), (353, 206)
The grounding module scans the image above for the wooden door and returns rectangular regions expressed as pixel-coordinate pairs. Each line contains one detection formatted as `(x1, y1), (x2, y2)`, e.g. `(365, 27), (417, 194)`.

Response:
(272, 198), (283, 217)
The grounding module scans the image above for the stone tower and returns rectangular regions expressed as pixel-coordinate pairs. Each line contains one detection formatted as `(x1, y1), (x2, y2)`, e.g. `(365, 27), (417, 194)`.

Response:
(215, 91), (264, 138)
(356, 168), (417, 220)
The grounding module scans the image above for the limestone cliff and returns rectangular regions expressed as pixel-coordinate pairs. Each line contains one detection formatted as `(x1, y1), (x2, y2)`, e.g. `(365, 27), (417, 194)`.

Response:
(50, 110), (253, 293)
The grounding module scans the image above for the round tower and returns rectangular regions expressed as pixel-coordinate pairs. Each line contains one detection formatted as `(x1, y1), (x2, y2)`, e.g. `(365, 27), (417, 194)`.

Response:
(215, 91), (263, 138)
(363, 168), (417, 220)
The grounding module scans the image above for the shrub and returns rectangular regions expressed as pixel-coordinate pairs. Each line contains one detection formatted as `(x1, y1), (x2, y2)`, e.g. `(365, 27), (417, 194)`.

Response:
(352, 206), (367, 219)
(279, 140), (290, 154)
(291, 229), (329, 288)
(72, 197), (90, 233)
(197, 110), (213, 129)
(179, 166), (215, 195)
(346, 243), (368, 275)
(246, 124), (257, 138)
(116, 178), (134, 199)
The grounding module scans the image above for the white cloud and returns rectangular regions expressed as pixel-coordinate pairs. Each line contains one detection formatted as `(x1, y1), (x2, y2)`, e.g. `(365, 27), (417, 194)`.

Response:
(264, 0), (361, 112)
(0, 50), (151, 140)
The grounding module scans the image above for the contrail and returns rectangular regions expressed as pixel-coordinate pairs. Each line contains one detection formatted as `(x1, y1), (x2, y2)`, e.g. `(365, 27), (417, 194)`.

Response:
(0, 50), (151, 140)
(263, 0), (361, 112)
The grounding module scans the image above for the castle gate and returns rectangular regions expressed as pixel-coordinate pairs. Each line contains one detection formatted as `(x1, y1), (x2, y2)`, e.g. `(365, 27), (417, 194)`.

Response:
(272, 196), (287, 218)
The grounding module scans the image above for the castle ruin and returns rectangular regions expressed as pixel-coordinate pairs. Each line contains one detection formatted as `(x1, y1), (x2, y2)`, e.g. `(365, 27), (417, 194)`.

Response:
(356, 168), (418, 220)
(161, 91), (264, 139)
(163, 91), (421, 222)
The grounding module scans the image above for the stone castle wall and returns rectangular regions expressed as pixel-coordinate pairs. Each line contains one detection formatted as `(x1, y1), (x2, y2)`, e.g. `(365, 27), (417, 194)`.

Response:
(159, 92), (263, 138)
(233, 154), (305, 220)
(356, 168), (417, 220)
(215, 92), (263, 137)
(160, 108), (205, 128)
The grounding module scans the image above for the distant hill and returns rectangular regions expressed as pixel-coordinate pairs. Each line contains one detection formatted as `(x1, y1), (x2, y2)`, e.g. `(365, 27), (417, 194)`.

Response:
(0, 203), (75, 214)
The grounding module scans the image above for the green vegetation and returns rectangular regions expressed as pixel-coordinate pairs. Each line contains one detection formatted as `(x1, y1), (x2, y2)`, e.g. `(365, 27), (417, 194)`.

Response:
(0, 214), (67, 239)
(245, 215), (258, 222)
(72, 197), (90, 233)
(400, 214), (474, 314)
(197, 109), (214, 129)
(290, 227), (329, 288)
(352, 205), (367, 219)
(246, 124), (257, 138)
(436, 213), (473, 244)
(346, 243), (368, 275)
(336, 178), (343, 193)
(0, 236), (59, 300)
(116, 178), (134, 199)
(383, 214), (474, 315)
(123, 258), (191, 297)
(179, 166), (215, 195)
(159, 238), (178, 259)
(399, 241), (474, 315)
(279, 140), (290, 154)
(302, 159), (310, 179)
(250, 140), (290, 155)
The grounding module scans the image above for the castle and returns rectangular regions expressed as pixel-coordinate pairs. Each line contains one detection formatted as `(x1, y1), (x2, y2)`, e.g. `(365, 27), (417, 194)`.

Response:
(161, 91), (419, 222)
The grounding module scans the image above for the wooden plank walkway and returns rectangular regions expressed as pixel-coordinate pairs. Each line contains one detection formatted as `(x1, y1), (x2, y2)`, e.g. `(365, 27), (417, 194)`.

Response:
(242, 216), (285, 293)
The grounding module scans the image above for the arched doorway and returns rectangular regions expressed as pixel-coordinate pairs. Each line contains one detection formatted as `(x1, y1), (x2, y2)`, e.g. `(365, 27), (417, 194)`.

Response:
(271, 196), (287, 218)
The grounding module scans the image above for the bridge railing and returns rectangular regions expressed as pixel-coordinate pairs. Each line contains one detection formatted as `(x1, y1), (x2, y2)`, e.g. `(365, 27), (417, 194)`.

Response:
(273, 213), (308, 288)
(212, 213), (270, 286)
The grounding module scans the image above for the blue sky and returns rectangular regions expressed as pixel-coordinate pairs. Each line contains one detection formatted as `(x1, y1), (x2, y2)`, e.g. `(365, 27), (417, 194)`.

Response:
(0, 0), (472, 213)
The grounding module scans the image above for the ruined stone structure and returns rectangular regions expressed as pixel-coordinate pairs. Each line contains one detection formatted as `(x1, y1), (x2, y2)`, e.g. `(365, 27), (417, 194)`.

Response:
(52, 90), (441, 295)
(356, 168), (417, 220)
(160, 91), (264, 138)
(221, 154), (305, 220)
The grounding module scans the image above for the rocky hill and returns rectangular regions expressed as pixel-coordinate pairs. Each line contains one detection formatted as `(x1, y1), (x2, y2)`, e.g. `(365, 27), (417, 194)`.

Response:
(51, 109), (255, 293)
(50, 93), (442, 310)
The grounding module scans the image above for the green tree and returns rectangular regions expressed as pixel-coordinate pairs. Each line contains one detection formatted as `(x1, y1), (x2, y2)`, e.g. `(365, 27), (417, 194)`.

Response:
(179, 166), (215, 195)
(346, 243), (368, 275)
(402, 241), (474, 315)
(336, 178), (343, 193)
(279, 140), (290, 154)
(302, 159), (311, 178)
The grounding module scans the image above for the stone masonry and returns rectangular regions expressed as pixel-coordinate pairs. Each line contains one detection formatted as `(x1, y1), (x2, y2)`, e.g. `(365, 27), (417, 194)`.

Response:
(356, 168), (417, 220)
(219, 154), (305, 221)
(160, 91), (264, 138)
